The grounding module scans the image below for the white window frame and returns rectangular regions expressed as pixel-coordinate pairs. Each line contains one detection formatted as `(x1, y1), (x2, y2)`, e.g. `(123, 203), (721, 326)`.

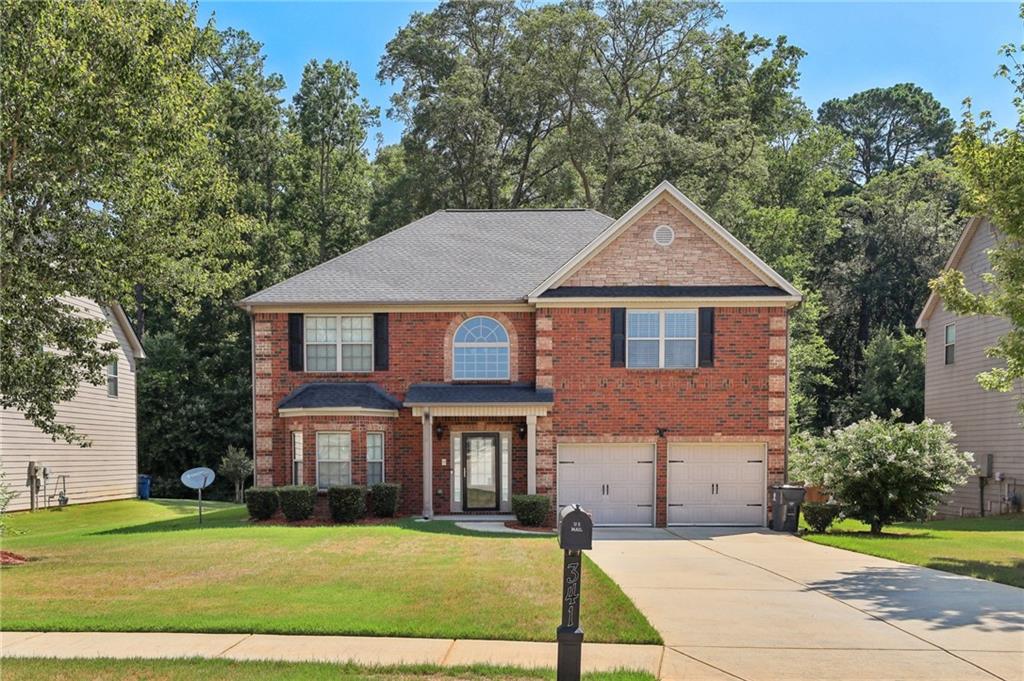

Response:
(106, 360), (119, 398)
(944, 322), (956, 365)
(452, 316), (510, 380)
(626, 309), (699, 369)
(291, 431), (304, 485)
(366, 432), (384, 486)
(304, 314), (374, 373)
(316, 431), (352, 490)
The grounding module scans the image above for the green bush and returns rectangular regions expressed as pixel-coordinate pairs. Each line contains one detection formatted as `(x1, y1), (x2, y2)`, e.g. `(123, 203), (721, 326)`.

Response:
(801, 501), (841, 533)
(790, 414), (974, 533)
(368, 482), (401, 517)
(512, 494), (550, 527)
(328, 485), (366, 523)
(245, 487), (279, 520)
(277, 485), (316, 522)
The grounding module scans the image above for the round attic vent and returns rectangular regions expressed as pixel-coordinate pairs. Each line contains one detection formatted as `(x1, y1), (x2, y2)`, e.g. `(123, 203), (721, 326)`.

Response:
(653, 224), (675, 246)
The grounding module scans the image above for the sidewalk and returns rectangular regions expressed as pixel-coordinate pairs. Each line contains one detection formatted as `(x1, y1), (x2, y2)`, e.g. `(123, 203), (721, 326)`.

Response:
(1, 631), (672, 676)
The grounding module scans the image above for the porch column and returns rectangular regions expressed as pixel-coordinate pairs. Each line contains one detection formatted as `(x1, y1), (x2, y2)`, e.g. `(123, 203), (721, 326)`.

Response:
(421, 411), (434, 518)
(526, 414), (537, 495)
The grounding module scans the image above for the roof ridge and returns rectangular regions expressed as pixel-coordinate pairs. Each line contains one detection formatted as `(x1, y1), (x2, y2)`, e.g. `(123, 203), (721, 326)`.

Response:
(443, 208), (594, 212)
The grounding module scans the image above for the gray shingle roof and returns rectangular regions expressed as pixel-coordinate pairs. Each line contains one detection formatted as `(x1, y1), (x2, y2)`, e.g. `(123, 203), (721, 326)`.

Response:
(241, 209), (614, 305)
(404, 383), (555, 405)
(539, 285), (790, 298)
(277, 383), (401, 411)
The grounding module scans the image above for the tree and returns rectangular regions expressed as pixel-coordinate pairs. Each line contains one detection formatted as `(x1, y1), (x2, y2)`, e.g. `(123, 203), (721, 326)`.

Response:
(790, 414), (974, 534)
(840, 326), (925, 424)
(818, 83), (955, 185)
(0, 0), (251, 443)
(219, 445), (253, 503)
(932, 4), (1024, 413)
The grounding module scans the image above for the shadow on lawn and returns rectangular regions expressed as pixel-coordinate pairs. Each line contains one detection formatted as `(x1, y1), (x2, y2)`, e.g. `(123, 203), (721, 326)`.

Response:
(808, 565), (1024, 632)
(925, 557), (1024, 589)
(92, 507), (249, 535)
(396, 518), (554, 540)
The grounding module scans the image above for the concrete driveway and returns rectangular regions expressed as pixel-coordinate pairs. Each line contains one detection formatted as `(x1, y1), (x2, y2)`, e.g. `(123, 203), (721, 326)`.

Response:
(589, 527), (1024, 681)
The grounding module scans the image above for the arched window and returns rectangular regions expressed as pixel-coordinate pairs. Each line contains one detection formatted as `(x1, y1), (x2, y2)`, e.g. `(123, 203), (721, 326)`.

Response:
(453, 316), (510, 380)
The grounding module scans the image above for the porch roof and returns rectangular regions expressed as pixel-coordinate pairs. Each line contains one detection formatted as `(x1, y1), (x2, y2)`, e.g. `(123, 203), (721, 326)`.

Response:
(404, 383), (555, 407)
(277, 382), (401, 417)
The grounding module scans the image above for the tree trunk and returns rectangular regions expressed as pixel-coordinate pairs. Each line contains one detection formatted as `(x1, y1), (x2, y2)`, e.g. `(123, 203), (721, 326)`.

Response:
(133, 284), (146, 341)
(870, 520), (883, 534)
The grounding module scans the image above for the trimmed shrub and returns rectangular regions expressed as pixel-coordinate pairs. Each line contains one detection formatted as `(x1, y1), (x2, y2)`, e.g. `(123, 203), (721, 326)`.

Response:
(277, 485), (316, 522)
(368, 482), (401, 517)
(328, 485), (367, 523)
(801, 502), (840, 533)
(245, 486), (279, 520)
(512, 494), (550, 527)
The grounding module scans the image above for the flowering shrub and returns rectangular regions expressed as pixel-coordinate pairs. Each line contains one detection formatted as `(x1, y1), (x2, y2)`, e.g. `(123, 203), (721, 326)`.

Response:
(790, 413), (974, 533)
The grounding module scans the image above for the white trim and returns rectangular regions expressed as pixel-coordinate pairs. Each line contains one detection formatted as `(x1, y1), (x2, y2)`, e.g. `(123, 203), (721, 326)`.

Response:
(291, 431), (304, 485)
(452, 316), (511, 380)
(108, 303), (146, 359)
(530, 295), (801, 308)
(526, 414), (537, 495)
(315, 431), (352, 490)
(944, 322), (956, 365)
(303, 314), (374, 374)
(409, 404), (551, 418)
(626, 309), (698, 369)
(279, 407), (399, 418)
(665, 441), (768, 527)
(106, 360), (119, 398)
(528, 181), (802, 299)
(917, 216), (985, 329)
(366, 431), (385, 485)
(241, 302), (533, 313)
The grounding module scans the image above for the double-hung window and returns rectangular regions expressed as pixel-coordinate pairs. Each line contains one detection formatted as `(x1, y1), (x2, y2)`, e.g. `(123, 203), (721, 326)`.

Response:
(316, 432), (351, 489)
(106, 361), (118, 397)
(305, 315), (373, 372)
(366, 432), (384, 486)
(626, 310), (698, 369)
(291, 431), (304, 485)
(944, 323), (956, 365)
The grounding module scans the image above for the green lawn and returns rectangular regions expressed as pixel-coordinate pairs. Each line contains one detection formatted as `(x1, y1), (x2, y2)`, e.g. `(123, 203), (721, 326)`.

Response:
(801, 513), (1024, 587)
(0, 500), (659, 643)
(0, 658), (656, 681)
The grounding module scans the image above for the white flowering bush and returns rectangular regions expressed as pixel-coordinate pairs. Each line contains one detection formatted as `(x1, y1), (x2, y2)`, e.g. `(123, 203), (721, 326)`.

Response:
(790, 413), (974, 534)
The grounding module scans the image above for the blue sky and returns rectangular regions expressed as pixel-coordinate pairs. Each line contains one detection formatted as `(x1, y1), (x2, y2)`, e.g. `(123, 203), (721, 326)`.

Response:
(198, 2), (1022, 149)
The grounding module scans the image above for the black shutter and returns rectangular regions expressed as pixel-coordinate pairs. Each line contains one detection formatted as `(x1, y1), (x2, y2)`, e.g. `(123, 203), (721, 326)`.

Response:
(373, 313), (389, 371)
(698, 307), (715, 368)
(610, 308), (626, 367)
(288, 313), (304, 371)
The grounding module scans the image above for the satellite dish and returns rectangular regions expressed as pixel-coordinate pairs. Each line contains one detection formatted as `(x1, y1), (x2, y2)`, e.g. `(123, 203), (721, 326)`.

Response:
(181, 467), (215, 490)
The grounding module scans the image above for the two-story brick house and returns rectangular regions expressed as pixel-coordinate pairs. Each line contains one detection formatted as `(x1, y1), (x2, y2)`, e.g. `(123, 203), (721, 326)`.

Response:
(241, 182), (801, 526)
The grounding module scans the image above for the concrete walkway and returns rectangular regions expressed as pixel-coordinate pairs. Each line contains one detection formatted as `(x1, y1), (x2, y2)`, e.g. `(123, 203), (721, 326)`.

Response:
(1, 631), (664, 675)
(589, 527), (1024, 681)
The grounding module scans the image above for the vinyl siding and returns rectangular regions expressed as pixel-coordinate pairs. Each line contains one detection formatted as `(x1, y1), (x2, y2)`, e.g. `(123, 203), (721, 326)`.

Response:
(923, 221), (1024, 516)
(1, 298), (139, 512)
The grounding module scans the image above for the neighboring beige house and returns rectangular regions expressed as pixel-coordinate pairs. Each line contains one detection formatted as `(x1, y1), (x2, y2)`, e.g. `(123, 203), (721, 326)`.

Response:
(1, 297), (145, 512)
(917, 218), (1024, 517)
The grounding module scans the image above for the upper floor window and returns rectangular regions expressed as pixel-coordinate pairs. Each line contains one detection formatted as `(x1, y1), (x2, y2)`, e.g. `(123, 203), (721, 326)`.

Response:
(944, 323), (956, 365)
(305, 315), (373, 373)
(106, 361), (118, 397)
(627, 310), (697, 369)
(453, 316), (509, 380)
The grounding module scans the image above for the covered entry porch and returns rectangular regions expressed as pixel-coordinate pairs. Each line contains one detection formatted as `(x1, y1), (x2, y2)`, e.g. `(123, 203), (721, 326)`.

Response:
(404, 384), (554, 518)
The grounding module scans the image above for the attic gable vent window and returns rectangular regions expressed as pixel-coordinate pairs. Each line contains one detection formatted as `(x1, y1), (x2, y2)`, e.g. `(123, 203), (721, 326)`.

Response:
(653, 224), (675, 246)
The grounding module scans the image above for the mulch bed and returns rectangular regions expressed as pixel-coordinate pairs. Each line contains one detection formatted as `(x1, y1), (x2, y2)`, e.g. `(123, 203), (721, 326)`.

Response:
(1, 550), (28, 566)
(504, 520), (555, 533)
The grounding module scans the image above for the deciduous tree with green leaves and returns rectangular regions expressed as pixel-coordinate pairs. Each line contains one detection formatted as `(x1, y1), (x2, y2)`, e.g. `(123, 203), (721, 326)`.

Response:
(0, 0), (251, 444)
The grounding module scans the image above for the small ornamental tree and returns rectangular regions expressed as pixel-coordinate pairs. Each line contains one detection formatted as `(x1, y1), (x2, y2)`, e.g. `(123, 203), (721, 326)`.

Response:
(790, 413), (974, 534)
(218, 446), (254, 503)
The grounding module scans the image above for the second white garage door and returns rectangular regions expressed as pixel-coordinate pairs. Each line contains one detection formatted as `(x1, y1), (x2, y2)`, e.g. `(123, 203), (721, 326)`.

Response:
(668, 443), (766, 526)
(557, 443), (655, 526)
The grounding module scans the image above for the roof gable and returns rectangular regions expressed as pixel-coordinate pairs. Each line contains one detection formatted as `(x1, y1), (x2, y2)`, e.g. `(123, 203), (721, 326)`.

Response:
(529, 182), (801, 299)
(916, 216), (987, 329)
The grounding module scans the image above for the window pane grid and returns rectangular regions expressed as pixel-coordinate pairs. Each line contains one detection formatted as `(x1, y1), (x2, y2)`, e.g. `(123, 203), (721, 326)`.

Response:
(626, 310), (698, 369)
(453, 317), (510, 380)
(305, 315), (372, 373)
(317, 432), (351, 489)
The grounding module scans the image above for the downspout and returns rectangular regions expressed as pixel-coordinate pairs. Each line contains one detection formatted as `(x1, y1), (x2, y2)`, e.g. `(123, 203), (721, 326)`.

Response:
(248, 307), (258, 487)
(784, 302), (797, 484)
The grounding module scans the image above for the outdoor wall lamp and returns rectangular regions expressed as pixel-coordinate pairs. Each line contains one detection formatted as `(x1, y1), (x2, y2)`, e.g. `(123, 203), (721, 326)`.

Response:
(434, 423), (446, 440)
(656, 427), (669, 438)
(517, 422), (528, 439)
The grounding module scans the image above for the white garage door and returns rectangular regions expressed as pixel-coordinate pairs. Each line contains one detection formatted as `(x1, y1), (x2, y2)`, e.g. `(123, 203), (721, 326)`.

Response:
(558, 443), (655, 526)
(668, 443), (766, 526)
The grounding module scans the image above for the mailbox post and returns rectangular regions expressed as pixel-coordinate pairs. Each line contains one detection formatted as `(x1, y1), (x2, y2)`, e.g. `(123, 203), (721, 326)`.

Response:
(557, 504), (593, 681)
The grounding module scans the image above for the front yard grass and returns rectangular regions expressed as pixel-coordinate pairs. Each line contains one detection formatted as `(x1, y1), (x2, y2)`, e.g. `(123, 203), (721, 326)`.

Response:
(800, 513), (1024, 588)
(1, 500), (659, 643)
(0, 658), (656, 681)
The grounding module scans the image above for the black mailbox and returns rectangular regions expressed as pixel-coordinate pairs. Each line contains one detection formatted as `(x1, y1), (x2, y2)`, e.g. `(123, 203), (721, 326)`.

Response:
(558, 505), (593, 551)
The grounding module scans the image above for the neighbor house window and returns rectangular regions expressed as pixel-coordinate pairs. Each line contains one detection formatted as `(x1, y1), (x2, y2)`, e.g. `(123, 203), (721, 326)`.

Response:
(305, 315), (373, 372)
(316, 432), (351, 489)
(106, 361), (118, 397)
(291, 431), (303, 485)
(945, 323), (956, 365)
(627, 310), (697, 369)
(453, 316), (510, 380)
(367, 432), (384, 486)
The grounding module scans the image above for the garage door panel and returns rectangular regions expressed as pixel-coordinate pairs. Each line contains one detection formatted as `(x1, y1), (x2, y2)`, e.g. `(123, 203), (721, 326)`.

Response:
(558, 444), (655, 526)
(668, 443), (766, 526)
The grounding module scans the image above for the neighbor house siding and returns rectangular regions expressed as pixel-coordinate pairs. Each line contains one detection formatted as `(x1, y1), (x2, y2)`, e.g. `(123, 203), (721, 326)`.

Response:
(923, 221), (1024, 516)
(1, 298), (139, 512)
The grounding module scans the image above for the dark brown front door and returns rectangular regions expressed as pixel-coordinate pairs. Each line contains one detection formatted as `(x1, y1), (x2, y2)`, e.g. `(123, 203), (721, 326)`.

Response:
(463, 433), (499, 511)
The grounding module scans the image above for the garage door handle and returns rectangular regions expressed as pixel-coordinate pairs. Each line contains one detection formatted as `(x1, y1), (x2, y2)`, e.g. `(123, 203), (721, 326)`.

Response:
(560, 460), (575, 464)
(636, 504), (652, 508)
(669, 459), (685, 463)
(668, 503), (684, 507)
(747, 459), (763, 463)
(637, 460), (654, 464)
(747, 503), (762, 507)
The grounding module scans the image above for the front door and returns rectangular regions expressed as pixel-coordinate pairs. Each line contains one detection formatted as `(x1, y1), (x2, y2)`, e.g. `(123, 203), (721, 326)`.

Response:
(463, 434), (500, 511)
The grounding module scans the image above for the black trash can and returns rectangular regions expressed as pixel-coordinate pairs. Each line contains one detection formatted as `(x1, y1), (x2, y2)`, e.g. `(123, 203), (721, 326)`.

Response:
(138, 474), (152, 500)
(770, 484), (805, 532)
